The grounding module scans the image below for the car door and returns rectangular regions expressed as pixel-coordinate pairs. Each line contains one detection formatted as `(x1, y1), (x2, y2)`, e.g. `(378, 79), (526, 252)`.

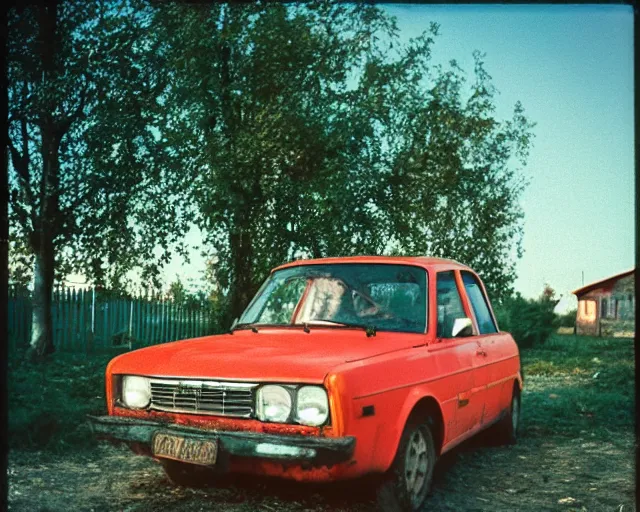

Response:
(460, 270), (503, 425)
(429, 270), (481, 442)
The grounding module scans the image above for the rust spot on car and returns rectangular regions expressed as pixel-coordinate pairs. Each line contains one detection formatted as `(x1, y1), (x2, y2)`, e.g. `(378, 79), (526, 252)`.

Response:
(113, 408), (322, 437)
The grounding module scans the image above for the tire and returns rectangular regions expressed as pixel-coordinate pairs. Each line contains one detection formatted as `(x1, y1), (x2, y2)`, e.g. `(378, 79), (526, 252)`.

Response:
(494, 384), (521, 445)
(161, 459), (216, 488)
(376, 417), (437, 512)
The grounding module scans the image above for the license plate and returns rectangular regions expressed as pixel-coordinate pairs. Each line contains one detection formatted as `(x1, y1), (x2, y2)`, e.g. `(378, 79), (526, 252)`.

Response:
(152, 432), (218, 466)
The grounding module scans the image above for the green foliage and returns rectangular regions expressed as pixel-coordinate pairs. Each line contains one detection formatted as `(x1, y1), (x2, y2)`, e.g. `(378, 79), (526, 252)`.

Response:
(494, 285), (559, 349)
(149, 2), (534, 317)
(7, 0), (191, 292)
(8, 237), (32, 289)
(8, 1), (199, 357)
(8, 1), (535, 342)
(164, 276), (230, 332)
(554, 308), (577, 329)
(166, 277), (188, 305)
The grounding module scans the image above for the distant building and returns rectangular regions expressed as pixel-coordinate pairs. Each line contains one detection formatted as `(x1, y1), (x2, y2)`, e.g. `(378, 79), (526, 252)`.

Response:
(572, 269), (634, 337)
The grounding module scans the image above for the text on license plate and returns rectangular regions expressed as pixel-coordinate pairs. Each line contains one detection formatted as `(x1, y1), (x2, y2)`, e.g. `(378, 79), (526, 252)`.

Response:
(152, 432), (218, 466)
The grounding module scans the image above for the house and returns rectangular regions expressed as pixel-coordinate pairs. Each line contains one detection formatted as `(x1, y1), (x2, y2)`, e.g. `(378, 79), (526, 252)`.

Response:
(572, 269), (635, 337)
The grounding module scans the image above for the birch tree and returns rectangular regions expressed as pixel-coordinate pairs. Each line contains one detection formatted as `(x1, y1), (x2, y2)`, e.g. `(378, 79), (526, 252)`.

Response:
(7, 0), (188, 360)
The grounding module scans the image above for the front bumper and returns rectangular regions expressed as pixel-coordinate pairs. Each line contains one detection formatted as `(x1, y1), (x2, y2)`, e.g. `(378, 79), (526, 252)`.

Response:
(88, 415), (355, 468)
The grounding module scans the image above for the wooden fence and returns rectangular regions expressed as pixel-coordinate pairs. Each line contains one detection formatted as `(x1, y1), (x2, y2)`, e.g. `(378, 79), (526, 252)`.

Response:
(8, 286), (221, 353)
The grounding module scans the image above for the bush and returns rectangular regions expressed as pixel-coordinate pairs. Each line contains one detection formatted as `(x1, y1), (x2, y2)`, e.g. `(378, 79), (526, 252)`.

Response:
(494, 285), (559, 349)
(554, 308), (577, 329)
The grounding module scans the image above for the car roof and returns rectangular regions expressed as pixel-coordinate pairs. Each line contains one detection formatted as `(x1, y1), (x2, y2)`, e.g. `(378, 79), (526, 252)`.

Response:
(273, 255), (473, 273)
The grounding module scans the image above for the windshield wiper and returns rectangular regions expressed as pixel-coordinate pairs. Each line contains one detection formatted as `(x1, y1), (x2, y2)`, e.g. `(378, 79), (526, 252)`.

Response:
(233, 321), (376, 337)
(231, 323), (259, 333)
(342, 322), (377, 337)
(311, 319), (377, 337)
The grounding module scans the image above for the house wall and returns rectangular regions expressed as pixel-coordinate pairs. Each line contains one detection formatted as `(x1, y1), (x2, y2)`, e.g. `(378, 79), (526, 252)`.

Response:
(576, 298), (598, 336)
(575, 274), (634, 337)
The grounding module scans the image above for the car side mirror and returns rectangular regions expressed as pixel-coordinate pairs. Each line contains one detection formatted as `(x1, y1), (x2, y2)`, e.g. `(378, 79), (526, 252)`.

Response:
(451, 317), (473, 338)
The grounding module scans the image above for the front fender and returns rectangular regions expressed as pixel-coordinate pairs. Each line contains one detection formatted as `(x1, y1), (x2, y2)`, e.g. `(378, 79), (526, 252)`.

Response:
(377, 387), (446, 472)
(348, 384), (447, 474)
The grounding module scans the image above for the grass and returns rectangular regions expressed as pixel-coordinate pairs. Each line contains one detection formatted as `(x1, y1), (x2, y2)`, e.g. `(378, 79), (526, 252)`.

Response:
(8, 334), (635, 452)
(520, 334), (635, 440)
(7, 349), (122, 453)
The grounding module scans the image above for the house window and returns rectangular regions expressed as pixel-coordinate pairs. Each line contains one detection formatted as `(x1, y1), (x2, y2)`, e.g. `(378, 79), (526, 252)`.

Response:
(601, 298), (608, 319)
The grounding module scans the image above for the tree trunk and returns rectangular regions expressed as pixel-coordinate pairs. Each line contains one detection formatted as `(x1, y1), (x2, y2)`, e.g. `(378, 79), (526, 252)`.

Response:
(229, 228), (254, 321)
(26, 117), (61, 362)
(23, 0), (61, 362)
(27, 243), (55, 361)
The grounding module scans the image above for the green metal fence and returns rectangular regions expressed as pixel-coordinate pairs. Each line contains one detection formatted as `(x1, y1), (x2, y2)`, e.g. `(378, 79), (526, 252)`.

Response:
(8, 286), (219, 353)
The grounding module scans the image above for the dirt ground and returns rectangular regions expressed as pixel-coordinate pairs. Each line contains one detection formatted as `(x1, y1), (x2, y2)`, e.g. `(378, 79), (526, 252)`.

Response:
(8, 373), (636, 512)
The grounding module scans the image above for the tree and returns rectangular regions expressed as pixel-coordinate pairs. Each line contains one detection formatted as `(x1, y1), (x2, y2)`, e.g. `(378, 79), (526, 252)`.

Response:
(166, 277), (187, 305)
(151, 2), (534, 320)
(381, 52), (534, 302)
(494, 285), (560, 348)
(7, 1), (188, 360)
(149, 2), (395, 320)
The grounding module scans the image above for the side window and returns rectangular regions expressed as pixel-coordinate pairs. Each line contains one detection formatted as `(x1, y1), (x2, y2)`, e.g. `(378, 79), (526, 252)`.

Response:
(436, 271), (466, 338)
(461, 272), (497, 334)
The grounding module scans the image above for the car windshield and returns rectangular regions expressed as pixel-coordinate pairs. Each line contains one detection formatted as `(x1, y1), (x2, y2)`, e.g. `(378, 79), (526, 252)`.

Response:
(238, 264), (427, 334)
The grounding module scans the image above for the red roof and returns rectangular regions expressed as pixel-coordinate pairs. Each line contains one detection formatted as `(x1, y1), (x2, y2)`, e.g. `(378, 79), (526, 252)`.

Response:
(572, 268), (635, 296)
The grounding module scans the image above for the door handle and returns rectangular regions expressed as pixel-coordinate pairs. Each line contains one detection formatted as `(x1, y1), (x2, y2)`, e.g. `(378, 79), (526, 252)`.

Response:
(476, 348), (487, 357)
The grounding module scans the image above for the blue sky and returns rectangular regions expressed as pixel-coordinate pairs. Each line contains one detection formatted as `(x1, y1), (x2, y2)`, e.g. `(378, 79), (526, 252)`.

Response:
(161, 4), (634, 313)
(376, 4), (635, 312)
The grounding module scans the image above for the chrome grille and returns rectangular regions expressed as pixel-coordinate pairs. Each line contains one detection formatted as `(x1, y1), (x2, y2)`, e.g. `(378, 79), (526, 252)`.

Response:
(149, 379), (257, 417)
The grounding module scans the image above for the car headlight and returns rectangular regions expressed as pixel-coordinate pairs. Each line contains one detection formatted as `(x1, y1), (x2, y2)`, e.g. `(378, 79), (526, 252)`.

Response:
(256, 385), (292, 422)
(295, 386), (329, 426)
(122, 375), (150, 409)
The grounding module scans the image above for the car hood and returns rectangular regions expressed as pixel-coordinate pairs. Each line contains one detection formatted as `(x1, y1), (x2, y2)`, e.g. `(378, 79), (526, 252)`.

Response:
(108, 328), (423, 384)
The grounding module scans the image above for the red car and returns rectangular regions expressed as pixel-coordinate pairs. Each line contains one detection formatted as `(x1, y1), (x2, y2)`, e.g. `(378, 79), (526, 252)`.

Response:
(90, 256), (522, 511)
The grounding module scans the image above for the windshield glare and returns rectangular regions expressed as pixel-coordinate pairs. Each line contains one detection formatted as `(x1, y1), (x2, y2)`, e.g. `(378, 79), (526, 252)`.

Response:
(239, 264), (427, 334)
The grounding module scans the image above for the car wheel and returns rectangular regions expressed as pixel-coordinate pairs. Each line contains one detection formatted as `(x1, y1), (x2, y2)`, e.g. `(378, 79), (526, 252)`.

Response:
(161, 459), (216, 488)
(376, 418), (437, 512)
(494, 384), (520, 445)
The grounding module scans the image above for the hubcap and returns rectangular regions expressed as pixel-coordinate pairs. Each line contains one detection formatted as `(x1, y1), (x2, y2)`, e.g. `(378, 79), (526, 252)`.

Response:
(404, 428), (429, 506)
